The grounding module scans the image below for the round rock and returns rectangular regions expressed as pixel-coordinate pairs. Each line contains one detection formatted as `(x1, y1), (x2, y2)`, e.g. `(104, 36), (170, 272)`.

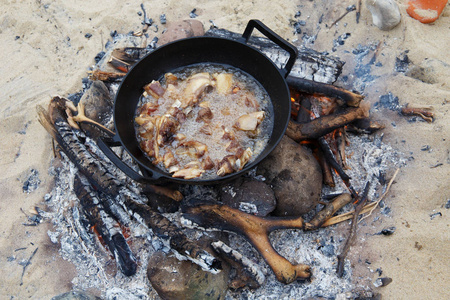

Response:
(147, 251), (229, 300)
(256, 135), (322, 216)
(220, 177), (276, 216)
(366, 0), (401, 31)
(158, 20), (205, 45)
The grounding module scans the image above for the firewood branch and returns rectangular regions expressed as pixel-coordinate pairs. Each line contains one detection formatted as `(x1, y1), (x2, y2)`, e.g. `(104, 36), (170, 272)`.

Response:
(286, 101), (370, 141)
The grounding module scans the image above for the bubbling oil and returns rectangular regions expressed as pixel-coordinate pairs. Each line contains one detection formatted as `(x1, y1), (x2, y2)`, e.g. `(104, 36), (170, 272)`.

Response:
(135, 63), (274, 179)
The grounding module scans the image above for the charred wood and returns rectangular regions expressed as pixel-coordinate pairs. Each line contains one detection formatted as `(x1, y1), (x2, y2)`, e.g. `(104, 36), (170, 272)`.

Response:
(38, 96), (221, 273)
(88, 69), (127, 82)
(317, 137), (350, 183)
(74, 173), (137, 276)
(305, 193), (352, 230)
(111, 47), (147, 64)
(286, 76), (364, 107)
(183, 204), (311, 284)
(211, 240), (265, 290)
(295, 94), (312, 124)
(205, 28), (343, 84)
(315, 148), (335, 187)
(400, 104), (434, 122)
(336, 181), (371, 277)
(286, 101), (370, 141)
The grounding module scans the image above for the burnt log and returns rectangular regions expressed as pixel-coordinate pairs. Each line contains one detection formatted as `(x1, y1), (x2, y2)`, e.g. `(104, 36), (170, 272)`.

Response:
(205, 28), (343, 84)
(286, 101), (371, 141)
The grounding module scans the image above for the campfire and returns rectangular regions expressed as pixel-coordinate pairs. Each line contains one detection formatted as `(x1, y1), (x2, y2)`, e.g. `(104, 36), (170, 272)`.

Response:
(38, 19), (409, 299)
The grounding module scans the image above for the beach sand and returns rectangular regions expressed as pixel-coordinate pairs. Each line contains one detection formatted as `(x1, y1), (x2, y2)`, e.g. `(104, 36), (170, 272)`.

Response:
(0, 0), (448, 299)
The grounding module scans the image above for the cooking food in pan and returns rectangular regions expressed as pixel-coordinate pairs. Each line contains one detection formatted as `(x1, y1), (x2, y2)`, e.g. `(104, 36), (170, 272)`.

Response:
(135, 63), (274, 179)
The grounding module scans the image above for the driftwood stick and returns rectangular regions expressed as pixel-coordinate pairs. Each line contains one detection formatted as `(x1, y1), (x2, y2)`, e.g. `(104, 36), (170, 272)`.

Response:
(336, 127), (348, 169)
(20, 247), (38, 286)
(330, 5), (356, 28)
(356, 0), (362, 23)
(184, 204), (310, 284)
(71, 102), (115, 136)
(318, 137), (350, 183)
(336, 181), (370, 277)
(322, 169), (398, 226)
(296, 95), (312, 124)
(316, 149), (335, 187)
(212, 240), (265, 290)
(400, 104), (434, 122)
(305, 193), (353, 230)
(286, 101), (370, 141)
(287, 76), (364, 107)
(359, 168), (399, 223)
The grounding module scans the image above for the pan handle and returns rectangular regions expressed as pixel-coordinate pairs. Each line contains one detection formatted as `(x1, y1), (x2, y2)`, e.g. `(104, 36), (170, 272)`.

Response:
(97, 135), (163, 184)
(240, 19), (298, 78)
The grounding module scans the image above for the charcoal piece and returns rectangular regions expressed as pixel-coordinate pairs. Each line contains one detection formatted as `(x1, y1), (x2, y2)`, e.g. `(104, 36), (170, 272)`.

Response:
(22, 169), (41, 193)
(430, 212), (442, 219)
(219, 178), (276, 217)
(256, 135), (322, 216)
(377, 226), (396, 235)
(374, 92), (400, 111)
(395, 52), (410, 73)
(160, 14), (166, 24)
(94, 51), (105, 63)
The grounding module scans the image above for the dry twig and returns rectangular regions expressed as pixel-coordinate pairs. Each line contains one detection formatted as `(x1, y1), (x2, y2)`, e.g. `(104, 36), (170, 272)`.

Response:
(336, 181), (370, 277)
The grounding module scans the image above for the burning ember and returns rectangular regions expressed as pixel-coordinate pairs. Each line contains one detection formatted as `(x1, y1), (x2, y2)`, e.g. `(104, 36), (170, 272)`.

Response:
(38, 22), (409, 299)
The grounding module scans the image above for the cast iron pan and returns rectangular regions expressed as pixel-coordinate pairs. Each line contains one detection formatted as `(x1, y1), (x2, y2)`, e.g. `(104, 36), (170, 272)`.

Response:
(98, 19), (298, 185)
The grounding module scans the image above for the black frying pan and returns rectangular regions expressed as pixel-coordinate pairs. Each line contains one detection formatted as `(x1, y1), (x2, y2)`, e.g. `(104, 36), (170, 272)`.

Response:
(98, 19), (298, 185)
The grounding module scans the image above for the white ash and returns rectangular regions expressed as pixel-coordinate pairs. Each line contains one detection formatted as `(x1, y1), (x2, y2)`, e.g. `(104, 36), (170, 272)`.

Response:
(239, 202), (259, 215)
(42, 128), (404, 299)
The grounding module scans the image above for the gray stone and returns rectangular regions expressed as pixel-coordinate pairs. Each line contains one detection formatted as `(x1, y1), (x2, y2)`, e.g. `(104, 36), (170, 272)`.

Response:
(366, 0), (401, 31)
(147, 250), (229, 300)
(220, 178), (276, 216)
(79, 80), (113, 138)
(256, 135), (322, 216)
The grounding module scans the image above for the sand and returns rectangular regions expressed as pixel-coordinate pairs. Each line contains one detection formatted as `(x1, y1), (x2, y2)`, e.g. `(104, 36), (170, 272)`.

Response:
(0, 0), (448, 299)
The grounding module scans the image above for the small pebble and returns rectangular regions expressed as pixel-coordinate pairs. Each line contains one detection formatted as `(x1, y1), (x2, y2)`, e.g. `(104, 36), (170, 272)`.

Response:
(94, 51), (105, 63)
(373, 277), (392, 287)
(347, 4), (356, 11)
(377, 226), (396, 235)
(84, 33), (92, 39)
(189, 8), (198, 18)
(160, 14), (166, 24)
(430, 212), (442, 219)
(445, 199), (450, 209)
(366, 0), (401, 30)
(295, 11), (301, 18)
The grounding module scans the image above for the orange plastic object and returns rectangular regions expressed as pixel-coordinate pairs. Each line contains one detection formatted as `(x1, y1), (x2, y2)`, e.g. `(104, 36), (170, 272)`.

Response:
(407, 0), (448, 23)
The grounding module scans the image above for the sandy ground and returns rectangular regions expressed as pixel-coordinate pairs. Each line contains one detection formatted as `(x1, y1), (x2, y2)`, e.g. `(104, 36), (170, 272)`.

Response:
(0, 0), (448, 299)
